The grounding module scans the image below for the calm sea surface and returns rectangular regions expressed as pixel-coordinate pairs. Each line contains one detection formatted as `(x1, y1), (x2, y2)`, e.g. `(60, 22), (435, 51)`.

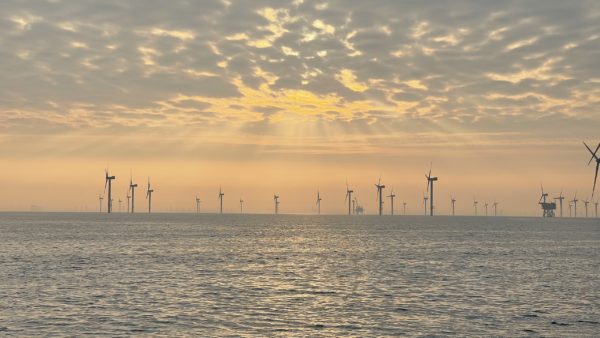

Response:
(0, 213), (598, 336)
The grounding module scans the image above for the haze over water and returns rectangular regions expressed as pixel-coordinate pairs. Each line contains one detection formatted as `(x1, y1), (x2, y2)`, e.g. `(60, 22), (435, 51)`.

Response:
(1, 213), (598, 336)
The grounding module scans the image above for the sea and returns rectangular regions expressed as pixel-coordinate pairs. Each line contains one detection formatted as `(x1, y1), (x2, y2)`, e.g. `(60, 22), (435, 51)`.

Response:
(0, 212), (598, 336)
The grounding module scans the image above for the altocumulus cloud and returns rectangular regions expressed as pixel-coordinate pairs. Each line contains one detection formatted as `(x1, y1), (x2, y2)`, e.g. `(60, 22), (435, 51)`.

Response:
(0, 0), (599, 150)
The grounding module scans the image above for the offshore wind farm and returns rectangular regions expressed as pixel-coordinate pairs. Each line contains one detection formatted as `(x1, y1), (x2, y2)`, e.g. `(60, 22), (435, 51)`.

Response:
(1, 0), (599, 336)
(90, 141), (600, 218)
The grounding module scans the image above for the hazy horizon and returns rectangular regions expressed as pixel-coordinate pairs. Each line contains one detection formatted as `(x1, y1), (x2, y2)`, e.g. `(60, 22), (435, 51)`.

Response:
(1, 0), (599, 216)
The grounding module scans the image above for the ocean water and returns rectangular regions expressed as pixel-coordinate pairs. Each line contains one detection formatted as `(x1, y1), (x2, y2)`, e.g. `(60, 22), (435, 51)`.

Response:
(0, 213), (598, 336)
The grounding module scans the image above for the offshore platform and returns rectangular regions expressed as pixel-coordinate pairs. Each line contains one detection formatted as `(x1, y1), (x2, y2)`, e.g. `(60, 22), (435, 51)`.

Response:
(539, 187), (556, 217)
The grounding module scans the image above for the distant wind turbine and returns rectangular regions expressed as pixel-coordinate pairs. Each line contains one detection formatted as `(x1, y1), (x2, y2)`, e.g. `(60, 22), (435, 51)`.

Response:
(316, 191), (322, 215)
(387, 189), (396, 216)
(196, 196), (201, 213)
(403, 201), (407, 215)
(485, 201), (489, 216)
(554, 191), (565, 217)
(129, 177), (138, 213)
(273, 194), (280, 215)
(450, 196), (456, 216)
(104, 169), (116, 213)
(473, 199), (478, 216)
(146, 178), (154, 213)
(423, 193), (428, 216)
(493, 201), (499, 217)
(583, 198), (590, 218)
(240, 198), (244, 213)
(218, 186), (224, 214)
(571, 192), (578, 218)
(426, 165), (438, 216)
(569, 203), (573, 217)
(345, 183), (354, 215)
(583, 142), (600, 197)
(126, 189), (131, 213)
(375, 178), (385, 216)
(99, 194), (103, 213)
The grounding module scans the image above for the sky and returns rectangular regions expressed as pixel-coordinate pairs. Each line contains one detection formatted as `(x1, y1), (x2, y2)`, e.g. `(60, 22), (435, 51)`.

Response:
(0, 0), (599, 215)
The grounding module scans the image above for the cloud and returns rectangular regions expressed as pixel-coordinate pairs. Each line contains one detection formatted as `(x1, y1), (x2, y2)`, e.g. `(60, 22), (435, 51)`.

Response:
(0, 0), (597, 146)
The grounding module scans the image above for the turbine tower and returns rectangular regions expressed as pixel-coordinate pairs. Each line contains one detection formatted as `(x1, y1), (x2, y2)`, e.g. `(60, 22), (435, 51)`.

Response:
(375, 178), (385, 216)
(583, 198), (589, 217)
(196, 196), (201, 213)
(316, 191), (322, 215)
(104, 169), (116, 213)
(387, 189), (396, 215)
(126, 190), (131, 213)
(146, 178), (154, 213)
(274, 194), (280, 215)
(493, 201), (498, 216)
(595, 201), (598, 218)
(485, 202), (489, 216)
(99, 194), (103, 212)
(423, 193), (428, 216)
(218, 186), (224, 214)
(473, 199), (478, 216)
(451, 196), (456, 216)
(571, 193), (578, 218)
(583, 142), (600, 197)
(425, 165), (438, 216)
(403, 202), (407, 215)
(240, 198), (244, 213)
(554, 191), (565, 217)
(129, 178), (138, 213)
(345, 183), (354, 215)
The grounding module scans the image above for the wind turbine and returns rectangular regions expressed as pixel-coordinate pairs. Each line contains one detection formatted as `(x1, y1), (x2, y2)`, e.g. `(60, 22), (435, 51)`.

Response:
(569, 203), (573, 217)
(218, 186), (224, 214)
(403, 202), (407, 215)
(146, 178), (154, 213)
(423, 193), (428, 216)
(274, 194), (280, 215)
(126, 190), (131, 213)
(240, 198), (244, 213)
(571, 192), (578, 218)
(425, 165), (438, 216)
(345, 183), (353, 215)
(375, 178), (385, 216)
(387, 189), (396, 215)
(473, 199), (478, 216)
(316, 191), (322, 215)
(129, 177), (138, 213)
(484, 201), (489, 216)
(99, 194), (103, 212)
(493, 201), (498, 216)
(583, 198), (589, 217)
(450, 196), (456, 216)
(104, 169), (116, 213)
(595, 200), (598, 218)
(196, 196), (201, 213)
(554, 191), (565, 217)
(583, 142), (600, 197)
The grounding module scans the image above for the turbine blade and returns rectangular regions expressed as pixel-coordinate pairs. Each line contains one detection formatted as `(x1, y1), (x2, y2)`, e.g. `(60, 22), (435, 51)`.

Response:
(584, 142), (600, 165)
(593, 161), (599, 197)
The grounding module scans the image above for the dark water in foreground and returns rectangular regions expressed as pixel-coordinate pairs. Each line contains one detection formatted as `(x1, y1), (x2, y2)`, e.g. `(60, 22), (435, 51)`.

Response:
(0, 213), (598, 336)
